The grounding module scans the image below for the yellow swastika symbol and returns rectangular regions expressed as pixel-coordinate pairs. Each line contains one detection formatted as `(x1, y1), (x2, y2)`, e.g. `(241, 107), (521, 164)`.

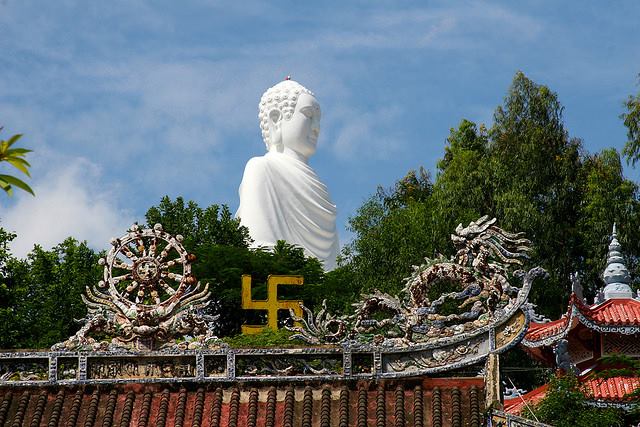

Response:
(241, 275), (304, 334)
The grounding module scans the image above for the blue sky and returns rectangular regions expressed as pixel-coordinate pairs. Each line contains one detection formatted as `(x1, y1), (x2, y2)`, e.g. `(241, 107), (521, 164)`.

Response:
(1, 1), (639, 256)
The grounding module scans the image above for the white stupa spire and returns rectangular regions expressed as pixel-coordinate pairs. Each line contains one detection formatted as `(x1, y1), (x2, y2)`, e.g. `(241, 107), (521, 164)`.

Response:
(602, 223), (633, 300)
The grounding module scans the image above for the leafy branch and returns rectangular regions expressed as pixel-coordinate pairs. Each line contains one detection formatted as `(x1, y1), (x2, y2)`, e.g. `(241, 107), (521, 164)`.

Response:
(622, 73), (640, 166)
(0, 128), (34, 196)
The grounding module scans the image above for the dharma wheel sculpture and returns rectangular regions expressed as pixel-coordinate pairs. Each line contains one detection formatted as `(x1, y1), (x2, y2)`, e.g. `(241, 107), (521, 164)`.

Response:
(102, 223), (194, 306)
(53, 224), (219, 351)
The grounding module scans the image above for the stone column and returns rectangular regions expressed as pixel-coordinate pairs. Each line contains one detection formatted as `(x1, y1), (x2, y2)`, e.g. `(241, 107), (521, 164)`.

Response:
(484, 353), (502, 410)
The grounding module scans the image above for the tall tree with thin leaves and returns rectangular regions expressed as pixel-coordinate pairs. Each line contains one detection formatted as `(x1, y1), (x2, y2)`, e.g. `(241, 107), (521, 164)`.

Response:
(622, 74), (640, 166)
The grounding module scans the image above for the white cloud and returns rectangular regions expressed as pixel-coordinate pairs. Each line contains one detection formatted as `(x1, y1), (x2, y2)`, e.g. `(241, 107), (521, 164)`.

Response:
(0, 157), (134, 258)
(309, 3), (542, 52)
(330, 106), (404, 160)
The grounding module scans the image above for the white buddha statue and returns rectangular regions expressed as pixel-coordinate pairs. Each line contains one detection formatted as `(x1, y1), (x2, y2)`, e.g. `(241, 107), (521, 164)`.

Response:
(236, 78), (340, 270)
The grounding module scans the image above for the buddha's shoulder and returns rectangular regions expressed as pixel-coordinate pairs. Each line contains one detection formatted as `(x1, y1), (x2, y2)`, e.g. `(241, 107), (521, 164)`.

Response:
(241, 155), (273, 178)
(245, 155), (268, 167)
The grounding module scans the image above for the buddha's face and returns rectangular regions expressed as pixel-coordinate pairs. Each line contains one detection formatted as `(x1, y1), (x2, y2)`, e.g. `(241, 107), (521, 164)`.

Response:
(279, 93), (321, 159)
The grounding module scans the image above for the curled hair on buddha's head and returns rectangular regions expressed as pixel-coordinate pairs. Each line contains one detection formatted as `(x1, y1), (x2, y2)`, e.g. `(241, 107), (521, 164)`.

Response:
(258, 78), (314, 150)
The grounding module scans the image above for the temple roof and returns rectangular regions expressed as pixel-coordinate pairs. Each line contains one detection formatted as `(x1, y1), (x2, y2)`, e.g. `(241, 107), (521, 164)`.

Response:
(583, 375), (640, 402)
(502, 383), (549, 415)
(584, 297), (640, 324)
(504, 374), (640, 414)
(522, 295), (640, 347)
(0, 378), (485, 427)
(523, 224), (640, 347)
(523, 317), (570, 343)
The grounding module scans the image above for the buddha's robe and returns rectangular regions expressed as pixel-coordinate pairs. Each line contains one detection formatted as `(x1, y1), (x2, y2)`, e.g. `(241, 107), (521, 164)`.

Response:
(236, 151), (339, 270)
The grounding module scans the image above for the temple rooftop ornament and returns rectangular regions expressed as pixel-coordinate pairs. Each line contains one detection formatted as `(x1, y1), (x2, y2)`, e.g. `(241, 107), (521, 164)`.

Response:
(602, 223), (633, 300)
(51, 223), (220, 351)
(289, 216), (541, 352)
(241, 274), (304, 334)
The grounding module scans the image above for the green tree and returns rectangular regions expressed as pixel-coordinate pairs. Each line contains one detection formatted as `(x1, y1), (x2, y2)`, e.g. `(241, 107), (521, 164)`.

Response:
(342, 71), (640, 319)
(0, 227), (18, 347)
(0, 238), (101, 349)
(0, 129), (34, 196)
(145, 196), (251, 251)
(342, 169), (437, 295)
(578, 149), (640, 295)
(432, 119), (491, 253)
(621, 74), (640, 165)
(487, 72), (585, 316)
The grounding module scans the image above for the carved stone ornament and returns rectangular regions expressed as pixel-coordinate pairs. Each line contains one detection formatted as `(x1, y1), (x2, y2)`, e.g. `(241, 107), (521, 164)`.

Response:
(29, 216), (544, 384)
(288, 216), (545, 352)
(52, 224), (221, 351)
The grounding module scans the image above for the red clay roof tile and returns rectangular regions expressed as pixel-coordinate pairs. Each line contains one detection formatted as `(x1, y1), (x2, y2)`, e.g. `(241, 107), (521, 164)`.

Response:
(582, 375), (640, 401)
(504, 373), (640, 415)
(524, 297), (640, 344)
(0, 378), (485, 427)
(586, 298), (640, 325)
(503, 383), (549, 415)
(524, 317), (570, 342)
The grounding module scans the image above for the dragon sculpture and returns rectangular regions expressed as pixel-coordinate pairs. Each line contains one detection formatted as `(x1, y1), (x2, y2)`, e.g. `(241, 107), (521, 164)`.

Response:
(289, 216), (546, 346)
(53, 224), (220, 351)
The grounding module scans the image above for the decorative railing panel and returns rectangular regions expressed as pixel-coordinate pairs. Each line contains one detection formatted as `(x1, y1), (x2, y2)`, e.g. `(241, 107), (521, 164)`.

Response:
(86, 355), (197, 380)
(0, 356), (48, 382)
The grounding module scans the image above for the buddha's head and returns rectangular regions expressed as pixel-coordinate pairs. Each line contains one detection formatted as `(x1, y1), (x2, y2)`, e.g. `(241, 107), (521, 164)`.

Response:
(259, 78), (321, 160)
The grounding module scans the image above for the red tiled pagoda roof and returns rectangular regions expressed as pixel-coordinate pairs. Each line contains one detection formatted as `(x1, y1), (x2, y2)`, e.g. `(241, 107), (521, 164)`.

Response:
(524, 317), (569, 342)
(523, 295), (640, 346)
(503, 383), (549, 415)
(582, 298), (640, 325)
(504, 374), (640, 415)
(583, 375), (640, 402)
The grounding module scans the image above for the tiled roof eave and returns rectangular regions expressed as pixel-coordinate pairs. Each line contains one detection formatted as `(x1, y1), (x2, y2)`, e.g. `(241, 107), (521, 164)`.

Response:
(521, 325), (570, 348)
(586, 399), (638, 411)
(573, 299), (640, 334)
(582, 375), (640, 403)
(503, 383), (549, 414)
(505, 375), (640, 415)
(521, 311), (574, 348)
(0, 378), (486, 427)
(522, 296), (640, 348)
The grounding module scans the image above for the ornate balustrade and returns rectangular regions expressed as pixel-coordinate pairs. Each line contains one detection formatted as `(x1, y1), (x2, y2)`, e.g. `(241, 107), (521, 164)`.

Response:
(0, 308), (527, 386)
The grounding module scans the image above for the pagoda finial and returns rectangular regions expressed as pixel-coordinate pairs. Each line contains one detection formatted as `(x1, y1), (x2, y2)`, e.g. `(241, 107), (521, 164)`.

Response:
(570, 272), (583, 301)
(602, 223), (633, 300)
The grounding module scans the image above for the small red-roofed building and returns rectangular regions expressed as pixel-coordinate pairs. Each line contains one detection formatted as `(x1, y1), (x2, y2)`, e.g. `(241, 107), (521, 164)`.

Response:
(506, 225), (640, 413)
